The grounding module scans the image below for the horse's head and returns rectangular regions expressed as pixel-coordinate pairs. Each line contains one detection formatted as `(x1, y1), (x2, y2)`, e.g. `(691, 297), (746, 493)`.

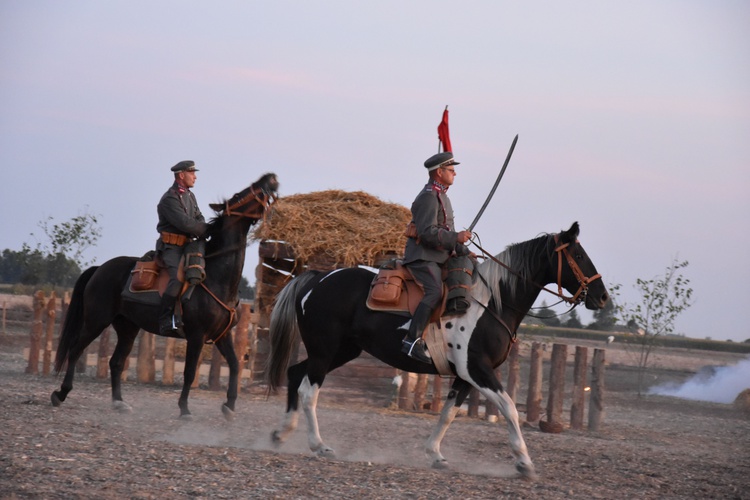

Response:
(209, 173), (279, 220)
(554, 222), (609, 310)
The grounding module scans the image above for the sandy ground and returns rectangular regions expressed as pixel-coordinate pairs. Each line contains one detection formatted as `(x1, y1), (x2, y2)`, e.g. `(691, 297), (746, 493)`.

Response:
(1, 324), (750, 500)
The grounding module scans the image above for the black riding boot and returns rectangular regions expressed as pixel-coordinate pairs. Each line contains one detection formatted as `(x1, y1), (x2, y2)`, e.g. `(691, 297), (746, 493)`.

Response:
(158, 293), (184, 337)
(401, 303), (433, 364)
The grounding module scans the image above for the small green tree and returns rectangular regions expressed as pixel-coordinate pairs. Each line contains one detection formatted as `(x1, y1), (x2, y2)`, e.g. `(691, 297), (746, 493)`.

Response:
(563, 308), (582, 329)
(616, 258), (694, 396)
(536, 300), (561, 327)
(587, 298), (618, 331)
(32, 209), (102, 269)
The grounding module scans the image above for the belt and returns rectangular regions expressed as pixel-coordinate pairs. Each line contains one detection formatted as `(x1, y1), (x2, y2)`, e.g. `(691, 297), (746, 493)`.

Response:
(161, 232), (188, 246)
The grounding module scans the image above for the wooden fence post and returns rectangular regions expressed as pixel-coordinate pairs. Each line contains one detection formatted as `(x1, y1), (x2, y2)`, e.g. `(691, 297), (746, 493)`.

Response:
(209, 345), (222, 391)
(97, 327), (110, 378)
(162, 337), (176, 385)
(431, 375), (443, 413)
(414, 373), (428, 410)
(234, 303), (252, 391)
(2, 300), (7, 336)
(525, 342), (543, 423)
(468, 389), (480, 418)
(570, 346), (589, 430)
(136, 333), (156, 383)
(42, 292), (57, 376)
(25, 290), (45, 375)
(542, 343), (568, 433)
(588, 348), (606, 432)
(398, 371), (411, 410)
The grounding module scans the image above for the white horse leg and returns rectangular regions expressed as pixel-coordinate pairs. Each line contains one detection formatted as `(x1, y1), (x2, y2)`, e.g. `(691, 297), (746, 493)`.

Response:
(299, 376), (335, 458)
(270, 407), (299, 445)
(482, 388), (537, 479)
(425, 395), (461, 468)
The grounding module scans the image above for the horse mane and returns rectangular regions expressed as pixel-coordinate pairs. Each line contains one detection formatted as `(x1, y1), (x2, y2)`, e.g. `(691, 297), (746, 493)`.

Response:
(476, 233), (554, 313)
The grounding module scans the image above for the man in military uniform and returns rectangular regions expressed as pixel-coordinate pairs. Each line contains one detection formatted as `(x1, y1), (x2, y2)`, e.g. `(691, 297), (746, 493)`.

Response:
(402, 152), (472, 363)
(156, 160), (208, 336)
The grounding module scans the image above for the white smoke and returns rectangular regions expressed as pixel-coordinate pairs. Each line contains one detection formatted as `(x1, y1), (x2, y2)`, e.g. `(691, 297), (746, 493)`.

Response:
(648, 356), (750, 404)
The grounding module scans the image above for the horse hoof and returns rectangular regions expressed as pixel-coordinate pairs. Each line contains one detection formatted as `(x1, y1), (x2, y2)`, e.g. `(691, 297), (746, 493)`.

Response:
(516, 462), (538, 480)
(221, 404), (235, 421)
(50, 392), (62, 407)
(112, 401), (133, 413)
(315, 447), (336, 459)
(431, 459), (449, 470)
(179, 413), (193, 421)
(270, 430), (284, 445)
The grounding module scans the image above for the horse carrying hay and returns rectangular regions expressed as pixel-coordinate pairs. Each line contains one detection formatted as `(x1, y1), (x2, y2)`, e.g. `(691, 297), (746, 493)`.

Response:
(266, 221), (608, 478)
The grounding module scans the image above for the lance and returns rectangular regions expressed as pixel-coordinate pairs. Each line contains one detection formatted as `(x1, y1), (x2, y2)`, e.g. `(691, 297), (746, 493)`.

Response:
(467, 134), (518, 232)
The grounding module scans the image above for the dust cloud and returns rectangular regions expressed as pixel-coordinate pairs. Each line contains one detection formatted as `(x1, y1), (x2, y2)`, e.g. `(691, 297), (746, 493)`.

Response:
(648, 356), (750, 404)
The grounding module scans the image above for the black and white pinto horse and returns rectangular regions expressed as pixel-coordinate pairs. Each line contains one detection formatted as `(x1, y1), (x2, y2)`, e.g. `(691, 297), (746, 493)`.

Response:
(52, 173), (278, 419)
(266, 222), (608, 478)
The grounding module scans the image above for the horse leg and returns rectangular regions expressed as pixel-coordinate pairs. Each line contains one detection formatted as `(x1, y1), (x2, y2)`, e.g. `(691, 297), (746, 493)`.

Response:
(51, 324), (107, 407)
(271, 360), (307, 446)
(108, 319), (139, 413)
(480, 387), (537, 479)
(298, 375), (335, 458)
(178, 338), (204, 419)
(425, 379), (473, 468)
(214, 335), (239, 421)
(298, 342), (360, 458)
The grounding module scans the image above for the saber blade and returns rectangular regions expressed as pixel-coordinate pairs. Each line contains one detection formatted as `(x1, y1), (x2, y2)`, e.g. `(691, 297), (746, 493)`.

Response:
(467, 134), (518, 232)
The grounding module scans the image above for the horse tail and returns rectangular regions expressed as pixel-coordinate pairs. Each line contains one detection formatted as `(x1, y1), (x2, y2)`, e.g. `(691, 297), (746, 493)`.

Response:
(266, 271), (321, 392)
(54, 266), (99, 374)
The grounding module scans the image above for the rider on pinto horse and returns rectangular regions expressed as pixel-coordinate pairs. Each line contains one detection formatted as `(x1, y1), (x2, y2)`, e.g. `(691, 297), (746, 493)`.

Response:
(401, 151), (474, 364)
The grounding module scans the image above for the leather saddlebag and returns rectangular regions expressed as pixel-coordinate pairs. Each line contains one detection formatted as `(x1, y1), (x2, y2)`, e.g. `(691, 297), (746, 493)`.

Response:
(130, 260), (159, 291)
(370, 270), (405, 305)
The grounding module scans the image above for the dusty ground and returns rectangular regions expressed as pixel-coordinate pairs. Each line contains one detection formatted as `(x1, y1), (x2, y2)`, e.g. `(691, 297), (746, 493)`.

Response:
(1, 326), (749, 499)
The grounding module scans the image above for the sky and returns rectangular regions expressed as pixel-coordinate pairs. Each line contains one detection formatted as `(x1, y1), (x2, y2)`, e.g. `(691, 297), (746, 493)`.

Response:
(1, 1), (748, 342)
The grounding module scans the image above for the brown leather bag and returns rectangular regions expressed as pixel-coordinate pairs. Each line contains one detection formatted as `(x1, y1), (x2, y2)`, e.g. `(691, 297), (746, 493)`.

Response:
(130, 260), (160, 291)
(369, 270), (405, 305)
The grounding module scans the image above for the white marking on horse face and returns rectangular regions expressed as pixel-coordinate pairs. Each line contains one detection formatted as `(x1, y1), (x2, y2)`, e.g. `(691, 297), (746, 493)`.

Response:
(300, 289), (313, 316)
(398, 319), (411, 332)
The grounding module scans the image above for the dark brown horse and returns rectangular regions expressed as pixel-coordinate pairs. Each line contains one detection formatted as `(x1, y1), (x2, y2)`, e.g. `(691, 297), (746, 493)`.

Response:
(52, 173), (278, 419)
(266, 222), (608, 477)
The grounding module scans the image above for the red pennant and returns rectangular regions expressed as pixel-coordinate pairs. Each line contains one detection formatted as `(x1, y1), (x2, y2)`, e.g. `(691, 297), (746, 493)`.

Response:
(437, 107), (452, 153)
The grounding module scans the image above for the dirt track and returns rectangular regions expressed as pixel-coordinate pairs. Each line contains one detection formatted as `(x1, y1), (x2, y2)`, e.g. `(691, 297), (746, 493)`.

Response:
(1, 341), (749, 500)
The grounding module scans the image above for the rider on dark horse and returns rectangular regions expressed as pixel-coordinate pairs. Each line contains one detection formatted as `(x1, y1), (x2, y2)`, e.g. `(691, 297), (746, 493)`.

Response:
(156, 160), (208, 337)
(401, 151), (473, 363)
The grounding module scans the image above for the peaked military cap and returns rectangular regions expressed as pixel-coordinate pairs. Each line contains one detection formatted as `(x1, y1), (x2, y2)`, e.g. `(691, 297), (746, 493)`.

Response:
(424, 152), (460, 171)
(171, 160), (199, 172)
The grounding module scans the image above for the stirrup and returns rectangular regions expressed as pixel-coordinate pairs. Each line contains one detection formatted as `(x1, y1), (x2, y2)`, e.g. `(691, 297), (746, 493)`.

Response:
(402, 338), (432, 364)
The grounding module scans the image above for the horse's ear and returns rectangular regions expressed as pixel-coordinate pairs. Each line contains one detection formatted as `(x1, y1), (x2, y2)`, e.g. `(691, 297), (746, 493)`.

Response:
(209, 203), (224, 213)
(560, 221), (580, 243)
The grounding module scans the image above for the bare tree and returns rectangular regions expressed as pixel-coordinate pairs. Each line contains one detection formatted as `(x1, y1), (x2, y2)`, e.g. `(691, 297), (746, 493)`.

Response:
(615, 258), (694, 396)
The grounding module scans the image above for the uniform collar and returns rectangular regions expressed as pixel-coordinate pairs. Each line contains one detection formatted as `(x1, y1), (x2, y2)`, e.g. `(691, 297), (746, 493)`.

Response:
(173, 180), (189, 194)
(431, 180), (449, 192)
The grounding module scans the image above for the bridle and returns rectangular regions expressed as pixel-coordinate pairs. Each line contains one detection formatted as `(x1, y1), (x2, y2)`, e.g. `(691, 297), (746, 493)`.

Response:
(552, 234), (602, 306)
(224, 186), (276, 219)
(471, 232), (602, 307)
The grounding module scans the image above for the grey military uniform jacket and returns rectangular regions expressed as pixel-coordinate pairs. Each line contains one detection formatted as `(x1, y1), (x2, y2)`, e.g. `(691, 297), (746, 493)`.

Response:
(156, 182), (208, 243)
(404, 182), (470, 265)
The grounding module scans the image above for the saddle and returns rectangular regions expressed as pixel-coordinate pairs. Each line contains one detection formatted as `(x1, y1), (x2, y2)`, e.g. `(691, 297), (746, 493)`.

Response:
(123, 241), (206, 304)
(365, 260), (446, 322)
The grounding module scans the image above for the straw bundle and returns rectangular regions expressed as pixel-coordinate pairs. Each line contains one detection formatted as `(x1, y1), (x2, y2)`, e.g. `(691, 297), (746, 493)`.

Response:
(252, 190), (411, 267)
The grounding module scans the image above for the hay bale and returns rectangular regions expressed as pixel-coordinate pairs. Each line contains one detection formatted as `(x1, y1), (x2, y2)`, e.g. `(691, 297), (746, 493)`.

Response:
(253, 190), (411, 267)
(734, 388), (750, 414)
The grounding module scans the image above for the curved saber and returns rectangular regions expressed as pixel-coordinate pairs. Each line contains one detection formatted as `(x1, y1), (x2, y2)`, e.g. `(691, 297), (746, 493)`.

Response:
(467, 134), (518, 232)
